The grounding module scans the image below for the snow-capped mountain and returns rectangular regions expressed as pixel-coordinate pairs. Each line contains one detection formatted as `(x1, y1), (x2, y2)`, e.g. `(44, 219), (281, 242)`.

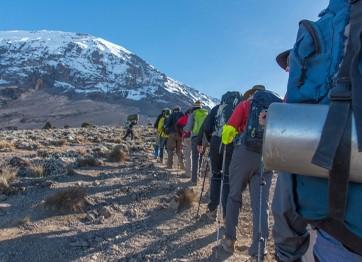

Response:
(0, 30), (216, 126)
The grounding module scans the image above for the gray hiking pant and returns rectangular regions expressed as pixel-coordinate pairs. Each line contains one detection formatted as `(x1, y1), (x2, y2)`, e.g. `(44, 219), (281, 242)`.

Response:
(272, 173), (310, 262)
(191, 136), (201, 184)
(183, 138), (192, 177)
(225, 144), (272, 257)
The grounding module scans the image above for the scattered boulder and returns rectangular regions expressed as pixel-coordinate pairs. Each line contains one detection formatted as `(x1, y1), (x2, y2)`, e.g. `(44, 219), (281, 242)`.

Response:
(43, 158), (70, 176)
(81, 122), (93, 128)
(15, 141), (38, 151)
(42, 121), (53, 130)
(99, 206), (113, 219)
(76, 155), (103, 168)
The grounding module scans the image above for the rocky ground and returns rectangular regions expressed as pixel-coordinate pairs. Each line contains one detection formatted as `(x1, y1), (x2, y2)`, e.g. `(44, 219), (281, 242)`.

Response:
(0, 126), (276, 262)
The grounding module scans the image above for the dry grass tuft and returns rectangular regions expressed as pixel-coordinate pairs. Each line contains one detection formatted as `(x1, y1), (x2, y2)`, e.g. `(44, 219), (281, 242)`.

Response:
(169, 187), (197, 212)
(44, 187), (88, 212)
(0, 140), (14, 150)
(28, 163), (45, 177)
(108, 145), (128, 162)
(0, 166), (17, 191)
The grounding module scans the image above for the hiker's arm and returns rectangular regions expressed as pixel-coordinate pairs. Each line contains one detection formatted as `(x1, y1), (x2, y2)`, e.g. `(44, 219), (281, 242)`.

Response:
(184, 113), (194, 133)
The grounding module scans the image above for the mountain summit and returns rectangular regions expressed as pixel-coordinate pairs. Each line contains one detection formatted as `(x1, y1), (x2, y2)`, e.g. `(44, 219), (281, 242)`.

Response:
(0, 30), (216, 128)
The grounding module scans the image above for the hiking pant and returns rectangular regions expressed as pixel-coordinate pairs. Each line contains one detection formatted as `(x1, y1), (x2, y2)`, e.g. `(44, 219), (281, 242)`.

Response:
(208, 136), (233, 217)
(166, 133), (184, 169)
(183, 138), (192, 177)
(191, 136), (202, 184)
(159, 137), (167, 162)
(154, 135), (160, 158)
(272, 173), (310, 262)
(225, 144), (272, 257)
(123, 129), (134, 140)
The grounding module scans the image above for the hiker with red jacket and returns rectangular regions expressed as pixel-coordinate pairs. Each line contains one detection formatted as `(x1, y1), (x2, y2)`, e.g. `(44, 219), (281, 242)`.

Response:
(220, 85), (281, 262)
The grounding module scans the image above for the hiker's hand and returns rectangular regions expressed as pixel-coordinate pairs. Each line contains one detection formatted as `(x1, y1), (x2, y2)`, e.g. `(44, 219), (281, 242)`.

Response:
(259, 110), (267, 126)
(222, 124), (237, 145)
(197, 145), (204, 154)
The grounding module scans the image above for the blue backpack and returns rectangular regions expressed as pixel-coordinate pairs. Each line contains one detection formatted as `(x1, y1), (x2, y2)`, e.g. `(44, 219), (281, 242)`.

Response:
(243, 90), (282, 153)
(286, 0), (362, 254)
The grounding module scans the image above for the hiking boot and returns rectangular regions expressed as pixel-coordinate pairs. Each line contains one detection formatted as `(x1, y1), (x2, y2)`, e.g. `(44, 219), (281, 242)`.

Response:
(221, 237), (235, 253)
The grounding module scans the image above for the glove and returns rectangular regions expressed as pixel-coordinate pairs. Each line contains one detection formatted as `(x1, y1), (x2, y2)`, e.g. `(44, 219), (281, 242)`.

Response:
(222, 124), (238, 145)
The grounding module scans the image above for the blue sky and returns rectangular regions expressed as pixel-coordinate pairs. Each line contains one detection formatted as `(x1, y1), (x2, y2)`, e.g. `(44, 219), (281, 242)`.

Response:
(0, 0), (329, 98)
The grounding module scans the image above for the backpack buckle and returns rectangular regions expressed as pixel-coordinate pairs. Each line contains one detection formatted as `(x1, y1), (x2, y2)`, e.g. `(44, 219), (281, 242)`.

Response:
(329, 79), (352, 101)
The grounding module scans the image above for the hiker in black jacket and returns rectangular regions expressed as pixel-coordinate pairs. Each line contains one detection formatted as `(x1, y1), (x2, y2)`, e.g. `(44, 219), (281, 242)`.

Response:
(164, 106), (184, 169)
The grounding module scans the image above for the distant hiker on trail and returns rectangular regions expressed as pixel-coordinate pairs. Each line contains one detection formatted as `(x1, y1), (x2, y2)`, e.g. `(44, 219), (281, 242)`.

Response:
(156, 108), (171, 164)
(177, 108), (192, 177)
(153, 110), (164, 159)
(220, 85), (281, 261)
(198, 91), (242, 220)
(266, 1), (362, 261)
(184, 100), (208, 185)
(164, 106), (185, 169)
(123, 119), (137, 141)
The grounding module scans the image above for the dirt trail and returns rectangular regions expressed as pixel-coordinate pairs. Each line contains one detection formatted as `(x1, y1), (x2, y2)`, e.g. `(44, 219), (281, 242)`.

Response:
(0, 127), (275, 262)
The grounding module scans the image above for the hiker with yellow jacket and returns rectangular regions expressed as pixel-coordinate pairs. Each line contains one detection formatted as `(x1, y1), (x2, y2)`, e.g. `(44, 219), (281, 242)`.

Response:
(184, 100), (208, 185)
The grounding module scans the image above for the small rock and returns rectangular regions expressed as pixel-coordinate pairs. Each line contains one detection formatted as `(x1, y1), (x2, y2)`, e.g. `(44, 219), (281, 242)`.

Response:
(99, 206), (112, 219)
(0, 195), (7, 202)
(93, 180), (100, 186)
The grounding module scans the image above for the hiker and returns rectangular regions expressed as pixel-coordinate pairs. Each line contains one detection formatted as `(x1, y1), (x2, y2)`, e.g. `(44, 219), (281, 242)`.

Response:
(123, 120), (137, 140)
(156, 108), (171, 164)
(198, 91), (242, 220)
(266, 1), (362, 261)
(221, 85), (281, 261)
(184, 100), (208, 185)
(164, 106), (185, 169)
(270, 50), (312, 262)
(177, 108), (193, 177)
(153, 110), (164, 159)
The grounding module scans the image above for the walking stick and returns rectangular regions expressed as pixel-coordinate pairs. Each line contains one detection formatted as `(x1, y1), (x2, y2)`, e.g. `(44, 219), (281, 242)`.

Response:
(196, 155), (209, 218)
(216, 145), (227, 256)
(257, 158), (266, 262)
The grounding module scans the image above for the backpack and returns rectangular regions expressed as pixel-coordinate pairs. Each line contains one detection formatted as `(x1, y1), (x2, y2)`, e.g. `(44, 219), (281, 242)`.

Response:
(192, 109), (208, 136)
(286, 0), (362, 254)
(213, 91), (242, 137)
(243, 90), (282, 153)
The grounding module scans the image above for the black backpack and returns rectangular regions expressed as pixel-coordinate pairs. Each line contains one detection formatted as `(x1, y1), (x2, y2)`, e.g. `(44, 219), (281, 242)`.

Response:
(243, 90), (282, 153)
(213, 91), (242, 137)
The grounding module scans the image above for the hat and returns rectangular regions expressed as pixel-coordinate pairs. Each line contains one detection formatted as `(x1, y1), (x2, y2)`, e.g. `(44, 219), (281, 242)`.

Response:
(193, 100), (202, 108)
(243, 85), (266, 100)
(276, 50), (291, 70)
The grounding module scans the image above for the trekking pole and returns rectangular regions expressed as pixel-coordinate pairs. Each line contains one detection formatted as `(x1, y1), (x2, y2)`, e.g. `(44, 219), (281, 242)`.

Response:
(216, 145), (227, 255)
(196, 155), (209, 218)
(257, 158), (266, 262)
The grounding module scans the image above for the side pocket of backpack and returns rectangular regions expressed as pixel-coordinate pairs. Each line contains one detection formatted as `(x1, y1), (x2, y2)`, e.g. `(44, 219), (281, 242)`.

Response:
(287, 17), (333, 103)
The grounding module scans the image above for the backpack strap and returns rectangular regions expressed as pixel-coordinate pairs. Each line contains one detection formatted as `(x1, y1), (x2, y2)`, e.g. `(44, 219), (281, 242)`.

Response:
(311, 0), (362, 254)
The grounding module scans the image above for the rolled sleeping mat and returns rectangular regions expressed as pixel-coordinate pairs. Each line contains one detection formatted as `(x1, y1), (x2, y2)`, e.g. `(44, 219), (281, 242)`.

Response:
(262, 103), (362, 183)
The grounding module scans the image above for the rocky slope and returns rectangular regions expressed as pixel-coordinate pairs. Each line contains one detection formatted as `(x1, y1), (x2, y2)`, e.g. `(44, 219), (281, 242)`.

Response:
(0, 126), (276, 261)
(0, 30), (217, 128)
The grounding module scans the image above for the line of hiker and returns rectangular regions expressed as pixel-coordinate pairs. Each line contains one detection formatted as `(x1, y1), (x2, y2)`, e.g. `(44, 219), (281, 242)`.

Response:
(152, 1), (362, 261)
